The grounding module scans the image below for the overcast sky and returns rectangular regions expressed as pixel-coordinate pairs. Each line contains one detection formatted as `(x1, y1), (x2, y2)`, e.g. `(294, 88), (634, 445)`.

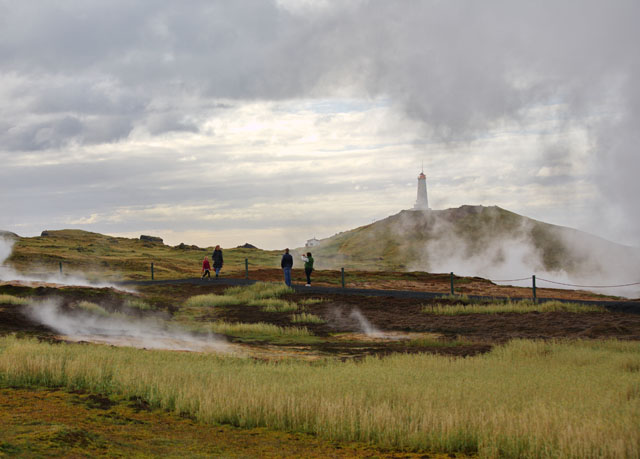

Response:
(1, 0), (638, 250)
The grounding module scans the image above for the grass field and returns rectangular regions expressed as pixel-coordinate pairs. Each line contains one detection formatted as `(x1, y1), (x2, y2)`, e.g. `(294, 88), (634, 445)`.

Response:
(0, 336), (638, 458)
(2, 233), (639, 457)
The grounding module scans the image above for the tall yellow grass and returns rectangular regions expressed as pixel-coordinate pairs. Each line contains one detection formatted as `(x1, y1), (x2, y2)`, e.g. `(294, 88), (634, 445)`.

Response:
(0, 336), (637, 457)
(422, 300), (605, 315)
(0, 294), (30, 305)
(290, 313), (326, 324)
(206, 321), (311, 338)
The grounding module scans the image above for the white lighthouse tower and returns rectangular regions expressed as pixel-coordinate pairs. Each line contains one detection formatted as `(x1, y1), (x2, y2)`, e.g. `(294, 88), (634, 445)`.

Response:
(413, 167), (430, 211)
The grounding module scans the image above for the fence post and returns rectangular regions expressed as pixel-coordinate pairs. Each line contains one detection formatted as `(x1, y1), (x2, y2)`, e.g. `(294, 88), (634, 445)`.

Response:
(245, 258), (249, 279)
(59, 262), (62, 275)
(341, 267), (345, 288)
(450, 272), (454, 295)
(151, 262), (154, 280)
(532, 275), (536, 302)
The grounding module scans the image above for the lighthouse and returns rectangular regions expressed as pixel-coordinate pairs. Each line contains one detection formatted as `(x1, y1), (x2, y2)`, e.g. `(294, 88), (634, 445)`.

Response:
(413, 169), (430, 211)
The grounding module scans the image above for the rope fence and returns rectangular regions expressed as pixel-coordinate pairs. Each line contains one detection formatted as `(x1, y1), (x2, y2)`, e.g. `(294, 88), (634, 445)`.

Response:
(182, 259), (640, 296)
(489, 275), (640, 289)
(489, 277), (532, 283)
(535, 278), (640, 289)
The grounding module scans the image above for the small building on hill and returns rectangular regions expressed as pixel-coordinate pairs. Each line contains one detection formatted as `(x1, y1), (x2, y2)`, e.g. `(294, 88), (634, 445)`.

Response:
(305, 238), (321, 248)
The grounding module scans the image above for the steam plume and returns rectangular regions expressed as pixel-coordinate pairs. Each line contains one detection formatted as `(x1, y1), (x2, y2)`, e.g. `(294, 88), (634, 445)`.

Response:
(0, 236), (132, 292)
(24, 299), (231, 353)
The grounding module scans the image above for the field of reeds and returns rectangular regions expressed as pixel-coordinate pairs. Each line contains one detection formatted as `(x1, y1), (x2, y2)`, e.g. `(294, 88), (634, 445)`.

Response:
(0, 335), (638, 458)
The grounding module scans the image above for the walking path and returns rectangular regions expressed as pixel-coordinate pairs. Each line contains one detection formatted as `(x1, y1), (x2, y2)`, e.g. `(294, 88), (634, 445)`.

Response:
(119, 277), (640, 313)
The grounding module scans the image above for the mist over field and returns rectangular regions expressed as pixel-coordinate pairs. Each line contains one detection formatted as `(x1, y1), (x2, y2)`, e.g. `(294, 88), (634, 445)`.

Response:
(24, 298), (230, 353)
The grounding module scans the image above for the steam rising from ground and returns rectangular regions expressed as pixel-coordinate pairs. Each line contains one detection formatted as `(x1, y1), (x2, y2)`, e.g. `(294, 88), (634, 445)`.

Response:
(330, 307), (391, 338)
(405, 209), (640, 298)
(24, 299), (231, 353)
(348, 309), (385, 338)
(318, 206), (640, 298)
(0, 236), (132, 292)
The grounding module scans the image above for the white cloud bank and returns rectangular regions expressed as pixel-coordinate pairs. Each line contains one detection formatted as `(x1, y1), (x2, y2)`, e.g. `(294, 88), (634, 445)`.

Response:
(1, 1), (639, 252)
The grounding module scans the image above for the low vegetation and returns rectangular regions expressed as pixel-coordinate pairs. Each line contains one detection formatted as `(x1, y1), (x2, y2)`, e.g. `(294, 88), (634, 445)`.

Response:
(123, 298), (154, 311)
(422, 299), (605, 315)
(299, 297), (327, 306)
(0, 336), (637, 458)
(76, 301), (109, 316)
(290, 312), (326, 324)
(206, 321), (312, 340)
(224, 283), (292, 300)
(178, 282), (295, 322)
(0, 294), (29, 305)
(183, 294), (245, 308)
(255, 298), (297, 312)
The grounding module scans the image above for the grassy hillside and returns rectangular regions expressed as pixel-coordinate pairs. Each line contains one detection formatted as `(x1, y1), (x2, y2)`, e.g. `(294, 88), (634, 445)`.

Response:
(308, 205), (640, 275)
(4, 230), (283, 281)
(3, 205), (638, 282)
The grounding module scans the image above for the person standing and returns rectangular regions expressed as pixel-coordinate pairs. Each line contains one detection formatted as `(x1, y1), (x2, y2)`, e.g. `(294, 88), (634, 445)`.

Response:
(201, 256), (211, 280)
(212, 245), (224, 278)
(281, 248), (293, 287)
(301, 252), (314, 287)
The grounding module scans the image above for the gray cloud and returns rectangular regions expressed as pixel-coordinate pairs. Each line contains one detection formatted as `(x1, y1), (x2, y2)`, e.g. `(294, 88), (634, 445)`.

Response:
(1, 0), (639, 245)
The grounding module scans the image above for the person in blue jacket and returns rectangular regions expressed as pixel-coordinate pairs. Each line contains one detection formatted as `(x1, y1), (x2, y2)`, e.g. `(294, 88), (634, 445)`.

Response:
(281, 248), (293, 287)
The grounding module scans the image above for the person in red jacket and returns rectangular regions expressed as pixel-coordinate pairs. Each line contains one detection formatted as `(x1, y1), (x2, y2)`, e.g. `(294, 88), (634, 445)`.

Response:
(202, 256), (211, 280)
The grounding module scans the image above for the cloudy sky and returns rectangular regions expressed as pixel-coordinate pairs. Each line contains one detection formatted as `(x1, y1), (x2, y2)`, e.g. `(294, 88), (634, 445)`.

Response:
(1, 0), (638, 250)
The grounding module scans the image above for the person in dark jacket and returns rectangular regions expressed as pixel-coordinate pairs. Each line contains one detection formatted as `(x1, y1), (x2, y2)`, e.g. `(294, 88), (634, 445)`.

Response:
(212, 245), (223, 278)
(281, 248), (293, 287)
(301, 252), (314, 286)
(201, 256), (211, 280)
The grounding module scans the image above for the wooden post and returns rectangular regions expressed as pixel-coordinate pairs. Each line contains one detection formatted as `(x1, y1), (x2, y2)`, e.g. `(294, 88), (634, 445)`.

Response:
(532, 275), (537, 302)
(450, 272), (454, 295)
(341, 267), (345, 288)
(151, 262), (154, 280)
(59, 262), (62, 275)
(245, 258), (249, 279)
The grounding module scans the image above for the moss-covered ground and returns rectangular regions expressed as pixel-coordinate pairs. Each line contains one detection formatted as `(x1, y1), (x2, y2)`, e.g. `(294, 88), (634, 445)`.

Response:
(0, 388), (453, 458)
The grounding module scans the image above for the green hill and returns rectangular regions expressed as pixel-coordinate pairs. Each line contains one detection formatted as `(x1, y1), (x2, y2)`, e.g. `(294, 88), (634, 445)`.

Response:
(304, 205), (640, 278)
